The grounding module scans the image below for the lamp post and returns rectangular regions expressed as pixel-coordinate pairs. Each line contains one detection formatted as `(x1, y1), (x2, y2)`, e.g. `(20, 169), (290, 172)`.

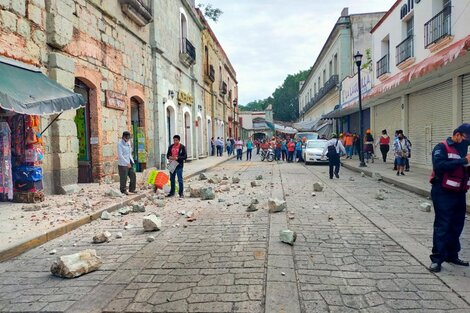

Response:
(354, 51), (367, 167)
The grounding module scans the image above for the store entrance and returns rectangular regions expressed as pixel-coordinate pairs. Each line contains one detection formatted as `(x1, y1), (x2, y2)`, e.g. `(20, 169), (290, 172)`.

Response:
(74, 79), (93, 183)
(130, 97), (144, 172)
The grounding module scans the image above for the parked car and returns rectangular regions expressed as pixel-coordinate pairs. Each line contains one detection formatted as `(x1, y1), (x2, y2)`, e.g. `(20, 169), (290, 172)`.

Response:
(294, 132), (319, 143)
(303, 139), (328, 165)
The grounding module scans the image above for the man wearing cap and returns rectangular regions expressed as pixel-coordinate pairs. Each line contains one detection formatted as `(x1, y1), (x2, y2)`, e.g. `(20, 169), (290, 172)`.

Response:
(117, 131), (136, 195)
(429, 123), (470, 272)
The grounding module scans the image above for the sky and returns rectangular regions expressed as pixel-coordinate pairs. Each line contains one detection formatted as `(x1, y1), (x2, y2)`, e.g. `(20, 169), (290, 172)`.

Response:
(197, 0), (397, 106)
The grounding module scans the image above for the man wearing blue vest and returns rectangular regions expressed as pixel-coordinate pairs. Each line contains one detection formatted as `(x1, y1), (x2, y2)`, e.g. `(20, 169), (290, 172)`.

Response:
(429, 123), (470, 272)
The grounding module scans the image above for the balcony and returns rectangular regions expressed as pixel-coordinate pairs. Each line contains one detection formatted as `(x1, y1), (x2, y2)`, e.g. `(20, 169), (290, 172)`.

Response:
(220, 82), (228, 95)
(301, 75), (338, 114)
(119, 0), (152, 26)
(396, 35), (414, 66)
(204, 64), (215, 84)
(376, 54), (390, 78)
(180, 37), (196, 67)
(425, 5), (452, 49)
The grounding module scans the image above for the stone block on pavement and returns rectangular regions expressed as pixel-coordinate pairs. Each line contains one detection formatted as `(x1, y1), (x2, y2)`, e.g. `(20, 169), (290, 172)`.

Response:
(201, 187), (215, 200)
(420, 202), (432, 212)
(132, 203), (146, 213)
(92, 231), (111, 243)
(268, 198), (286, 213)
(50, 249), (102, 278)
(232, 177), (240, 184)
(143, 214), (162, 231)
(313, 182), (324, 192)
(199, 173), (208, 180)
(100, 211), (111, 220)
(251, 181), (261, 187)
(105, 188), (123, 197)
(280, 230), (297, 245)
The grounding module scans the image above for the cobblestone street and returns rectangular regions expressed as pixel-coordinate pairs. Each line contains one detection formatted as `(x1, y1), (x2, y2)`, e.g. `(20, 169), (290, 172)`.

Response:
(0, 155), (469, 312)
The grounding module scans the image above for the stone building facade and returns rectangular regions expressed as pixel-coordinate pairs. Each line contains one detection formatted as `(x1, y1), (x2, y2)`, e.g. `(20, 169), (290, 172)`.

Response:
(198, 8), (238, 152)
(0, 0), (154, 193)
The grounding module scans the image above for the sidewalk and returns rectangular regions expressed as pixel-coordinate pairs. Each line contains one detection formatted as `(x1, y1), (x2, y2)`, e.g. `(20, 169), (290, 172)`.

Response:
(0, 154), (234, 262)
(342, 157), (470, 211)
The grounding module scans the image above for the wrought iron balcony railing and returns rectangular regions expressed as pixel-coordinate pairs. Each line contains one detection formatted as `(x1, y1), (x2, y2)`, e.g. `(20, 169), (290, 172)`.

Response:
(180, 37), (196, 66)
(376, 54), (389, 78)
(424, 5), (452, 48)
(396, 35), (414, 65)
(301, 75), (338, 114)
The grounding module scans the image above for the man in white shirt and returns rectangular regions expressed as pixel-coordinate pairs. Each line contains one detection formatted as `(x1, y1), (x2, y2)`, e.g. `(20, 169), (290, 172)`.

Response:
(322, 133), (347, 179)
(117, 131), (136, 195)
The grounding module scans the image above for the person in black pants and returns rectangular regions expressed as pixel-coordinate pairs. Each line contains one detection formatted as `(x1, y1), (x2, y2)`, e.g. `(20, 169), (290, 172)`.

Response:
(166, 135), (187, 198)
(322, 133), (346, 179)
(377, 129), (390, 162)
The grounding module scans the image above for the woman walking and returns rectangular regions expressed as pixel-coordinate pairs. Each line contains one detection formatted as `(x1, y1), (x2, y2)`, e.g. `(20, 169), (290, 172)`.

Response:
(376, 129), (390, 162)
(235, 137), (243, 160)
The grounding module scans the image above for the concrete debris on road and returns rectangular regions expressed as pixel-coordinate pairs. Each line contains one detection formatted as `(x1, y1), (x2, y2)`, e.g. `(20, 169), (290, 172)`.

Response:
(189, 186), (202, 198)
(372, 172), (383, 181)
(280, 230), (297, 245)
(50, 249), (102, 279)
(255, 175), (263, 180)
(251, 181), (261, 187)
(232, 177), (240, 184)
(311, 192), (316, 197)
(92, 231), (112, 243)
(375, 191), (385, 201)
(208, 176), (221, 184)
(222, 174), (229, 180)
(100, 211), (111, 220)
(361, 172), (366, 177)
(143, 214), (162, 231)
(22, 204), (41, 212)
(420, 202), (432, 212)
(328, 215), (334, 221)
(313, 182), (324, 192)
(201, 187), (215, 200)
(268, 198), (286, 213)
(251, 198), (259, 205)
(115, 232), (123, 239)
(246, 203), (258, 212)
(132, 203), (146, 213)
(49, 249), (57, 255)
(147, 235), (155, 242)
(199, 173), (208, 180)
(118, 207), (132, 215)
(105, 188), (123, 197)
(349, 177), (355, 181)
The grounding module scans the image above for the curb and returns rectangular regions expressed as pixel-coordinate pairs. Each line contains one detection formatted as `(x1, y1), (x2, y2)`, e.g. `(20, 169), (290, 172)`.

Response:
(0, 156), (236, 263)
(342, 162), (470, 213)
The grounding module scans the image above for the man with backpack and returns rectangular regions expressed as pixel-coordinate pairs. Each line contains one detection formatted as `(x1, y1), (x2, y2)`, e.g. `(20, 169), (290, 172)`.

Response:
(322, 133), (346, 179)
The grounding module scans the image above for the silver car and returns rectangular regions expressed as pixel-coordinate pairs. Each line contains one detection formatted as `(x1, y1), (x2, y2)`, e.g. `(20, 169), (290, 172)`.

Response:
(303, 140), (328, 165)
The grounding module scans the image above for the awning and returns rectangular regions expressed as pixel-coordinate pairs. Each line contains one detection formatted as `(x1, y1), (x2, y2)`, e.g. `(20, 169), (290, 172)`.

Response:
(0, 58), (85, 115)
(321, 103), (360, 119)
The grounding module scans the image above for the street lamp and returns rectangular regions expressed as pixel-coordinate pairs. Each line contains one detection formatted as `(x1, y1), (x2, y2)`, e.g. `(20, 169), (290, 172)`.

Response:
(354, 51), (367, 167)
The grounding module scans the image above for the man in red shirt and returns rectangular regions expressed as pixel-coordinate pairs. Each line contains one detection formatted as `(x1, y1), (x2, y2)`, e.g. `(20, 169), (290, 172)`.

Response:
(166, 135), (187, 198)
(287, 139), (296, 163)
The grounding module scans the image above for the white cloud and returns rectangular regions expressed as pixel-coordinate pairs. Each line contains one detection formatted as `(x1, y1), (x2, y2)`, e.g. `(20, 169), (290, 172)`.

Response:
(198, 0), (396, 105)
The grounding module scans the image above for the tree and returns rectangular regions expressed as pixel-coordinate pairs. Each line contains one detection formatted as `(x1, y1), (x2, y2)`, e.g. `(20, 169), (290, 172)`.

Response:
(197, 3), (223, 22)
(239, 68), (310, 121)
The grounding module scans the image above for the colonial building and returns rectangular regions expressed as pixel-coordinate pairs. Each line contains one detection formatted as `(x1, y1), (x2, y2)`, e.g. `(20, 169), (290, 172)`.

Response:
(0, 0), (154, 193)
(239, 105), (274, 141)
(198, 9), (239, 152)
(298, 8), (384, 133)
(364, 0), (470, 168)
(151, 0), (204, 162)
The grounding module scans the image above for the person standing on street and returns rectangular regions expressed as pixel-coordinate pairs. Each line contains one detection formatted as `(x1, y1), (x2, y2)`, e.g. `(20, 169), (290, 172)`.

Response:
(287, 139), (295, 163)
(235, 137), (243, 160)
(364, 130), (375, 163)
(376, 129), (390, 162)
(216, 137), (224, 156)
(281, 139), (288, 161)
(428, 123), (470, 273)
(210, 137), (215, 156)
(166, 135), (187, 198)
(404, 134), (412, 172)
(295, 139), (304, 162)
(322, 133), (346, 179)
(246, 138), (253, 161)
(344, 133), (354, 159)
(117, 131), (136, 195)
(393, 131), (409, 176)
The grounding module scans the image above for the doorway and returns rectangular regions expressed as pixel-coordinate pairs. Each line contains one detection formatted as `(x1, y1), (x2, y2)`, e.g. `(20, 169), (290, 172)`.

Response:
(184, 112), (191, 157)
(130, 97), (144, 172)
(74, 79), (93, 183)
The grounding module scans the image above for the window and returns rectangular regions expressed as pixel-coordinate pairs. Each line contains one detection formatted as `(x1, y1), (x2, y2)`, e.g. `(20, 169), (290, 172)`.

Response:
(322, 70), (326, 86)
(329, 61), (332, 77)
(204, 46), (209, 74)
(334, 54), (338, 75)
(314, 83), (317, 95)
(180, 12), (187, 52)
(406, 16), (414, 38)
(318, 77), (321, 89)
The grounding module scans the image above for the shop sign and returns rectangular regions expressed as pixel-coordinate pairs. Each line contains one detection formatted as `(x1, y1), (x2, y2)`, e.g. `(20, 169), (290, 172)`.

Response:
(341, 70), (373, 106)
(105, 90), (126, 111)
(177, 91), (194, 105)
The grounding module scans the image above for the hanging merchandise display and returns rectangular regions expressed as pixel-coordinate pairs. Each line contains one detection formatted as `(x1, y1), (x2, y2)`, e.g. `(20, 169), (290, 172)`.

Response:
(0, 122), (13, 200)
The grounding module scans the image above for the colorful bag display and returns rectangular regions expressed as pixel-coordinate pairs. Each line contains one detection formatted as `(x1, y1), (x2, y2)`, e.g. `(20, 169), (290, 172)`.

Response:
(13, 166), (43, 182)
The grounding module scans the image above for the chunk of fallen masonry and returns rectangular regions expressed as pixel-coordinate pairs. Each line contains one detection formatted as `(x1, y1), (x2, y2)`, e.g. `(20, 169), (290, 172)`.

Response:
(280, 230), (297, 245)
(105, 188), (122, 197)
(313, 182), (324, 192)
(143, 214), (162, 231)
(246, 203), (258, 212)
(100, 211), (111, 220)
(251, 181), (260, 187)
(255, 175), (263, 180)
(50, 249), (103, 278)
(201, 187), (215, 200)
(93, 231), (112, 243)
(199, 173), (208, 180)
(232, 177), (240, 184)
(420, 202), (432, 212)
(132, 203), (146, 212)
(268, 198), (286, 213)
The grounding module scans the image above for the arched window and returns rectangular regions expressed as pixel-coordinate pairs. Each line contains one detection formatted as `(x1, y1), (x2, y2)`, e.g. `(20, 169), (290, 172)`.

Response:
(180, 12), (188, 52)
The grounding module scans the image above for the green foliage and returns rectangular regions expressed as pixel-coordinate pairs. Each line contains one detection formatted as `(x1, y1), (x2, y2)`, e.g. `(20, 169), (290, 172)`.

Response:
(361, 48), (373, 72)
(240, 68), (311, 122)
(198, 3), (223, 22)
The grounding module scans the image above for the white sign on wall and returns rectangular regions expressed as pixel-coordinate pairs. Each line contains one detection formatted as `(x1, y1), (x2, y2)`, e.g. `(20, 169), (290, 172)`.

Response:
(341, 70), (373, 106)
